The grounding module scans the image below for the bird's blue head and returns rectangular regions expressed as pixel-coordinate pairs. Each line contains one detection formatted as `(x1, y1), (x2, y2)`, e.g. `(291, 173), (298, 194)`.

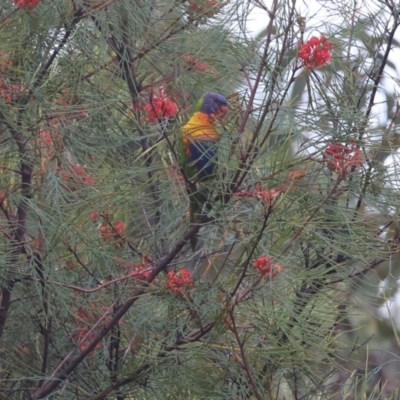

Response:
(194, 92), (229, 117)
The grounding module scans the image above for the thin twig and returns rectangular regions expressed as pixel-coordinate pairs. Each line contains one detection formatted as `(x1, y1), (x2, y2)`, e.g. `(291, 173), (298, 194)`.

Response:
(230, 310), (264, 400)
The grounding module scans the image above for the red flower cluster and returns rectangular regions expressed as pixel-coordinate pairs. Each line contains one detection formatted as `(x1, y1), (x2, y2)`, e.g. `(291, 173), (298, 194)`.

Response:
(118, 259), (153, 281)
(60, 164), (95, 190)
(324, 142), (361, 177)
(287, 170), (307, 182)
(73, 304), (110, 354)
(187, 1), (225, 19)
(235, 173), (307, 210)
(234, 183), (284, 208)
(166, 268), (193, 294)
(73, 326), (103, 353)
(129, 265), (153, 281)
(113, 221), (125, 234)
(254, 255), (284, 279)
(89, 210), (114, 222)
(13, 0), (39, 8)
(143, 90), (178, 122)
(99, 220), (125, 242)
(90, 211), (100, 221)
(189, 0), (217, 10)
(182, 54), (217, 75)
(38, 130), (54, 148)
(189, 0), (218, 14)
(54, 90), (88, 120)
(0, 78), (26, 103)
(298, 36), (332, 69)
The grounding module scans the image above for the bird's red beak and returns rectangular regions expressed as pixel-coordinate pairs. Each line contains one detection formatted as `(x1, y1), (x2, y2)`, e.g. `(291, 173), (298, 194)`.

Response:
(214, 105), (228, 121)
(209, 105), (228, 123)
(218, 105), (228, 116)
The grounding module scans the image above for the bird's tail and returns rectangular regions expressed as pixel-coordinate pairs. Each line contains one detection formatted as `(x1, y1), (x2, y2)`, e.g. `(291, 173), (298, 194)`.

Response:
(188, 187), (208, 251)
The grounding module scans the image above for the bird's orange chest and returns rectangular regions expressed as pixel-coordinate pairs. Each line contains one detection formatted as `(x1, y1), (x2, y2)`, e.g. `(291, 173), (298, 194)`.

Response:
(182, 112), (220, 141)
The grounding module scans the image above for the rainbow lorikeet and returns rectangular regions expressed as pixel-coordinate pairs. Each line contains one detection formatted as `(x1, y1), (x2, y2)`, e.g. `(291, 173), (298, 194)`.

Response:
(180, 92), (229, 250)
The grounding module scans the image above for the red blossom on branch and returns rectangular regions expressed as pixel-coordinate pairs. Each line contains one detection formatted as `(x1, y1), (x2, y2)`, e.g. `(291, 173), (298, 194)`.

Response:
(234, 174), (306, 209)
(298, 36), (332, 69)
(113, 220), (125, 234)
(189, 1), (217, 12)
(98, 223), (111, 241)
(36, 130), (58, 164)
(73, 326), (102, 353)
(72, 304), (110, 354)
(143, 90), (178, 122)
(89, 211), (100, 221)
(323, 142), (362, 177)
(234, 183), (284, 207)
(60, 164), (95, 190)
(182, 54), (218, 75)
(38, 130), (54, 149)
(287, 170), (307, 182)
(99, 221), (125, 242)
(129, 265), (153, 281)
(254, 255), (284, 279)
(166, 268), (194, 294)
(187, 0), (227, 19)
(13, 0), (39, 7)
(119, 259), (153, 281)
(0, 78), (27, 103)
(55, 88), (89, 119)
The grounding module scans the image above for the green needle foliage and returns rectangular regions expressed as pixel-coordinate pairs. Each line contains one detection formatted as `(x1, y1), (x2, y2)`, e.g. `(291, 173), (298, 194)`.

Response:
(1, 0), (400, 398)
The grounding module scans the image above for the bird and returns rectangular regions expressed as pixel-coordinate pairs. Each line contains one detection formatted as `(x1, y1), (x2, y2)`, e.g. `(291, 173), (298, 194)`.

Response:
(180, 92), (229, 251)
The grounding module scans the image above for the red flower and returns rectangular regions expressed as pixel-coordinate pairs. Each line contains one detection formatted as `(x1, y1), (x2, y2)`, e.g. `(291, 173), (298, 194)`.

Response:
(98, 221), (125, 242)
(60, 164), (95, 190)
(287, 170), (307, 182)
(56, 88), (88, 119)
(113, 220), (125, 234)
(72, 304), (112, 354)
(182, 54), (218, 75)
(189, 1), (217, 10)
(254, 255), (284, 279)
(166, 268), (194, 294)
(99, 223), (112, 242)
(74, 326), (102, 353)
(188, 1), (218, 15)
(143, 90), (178, 122)
(324, 142), (361, 177)
(298, 36), (332, 69)
(38, 130), (53, 147)
(234, 183), (284, 207)
(13, 0), (39, 8)
(254, 255), (273, 273)
(90, 211), (99, 221)
(129, 265), (153, 281)
(0, 78), (27, 103)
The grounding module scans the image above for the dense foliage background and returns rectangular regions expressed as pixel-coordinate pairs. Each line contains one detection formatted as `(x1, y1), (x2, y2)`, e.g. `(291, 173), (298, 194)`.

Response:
(1, 0), (400, 398)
